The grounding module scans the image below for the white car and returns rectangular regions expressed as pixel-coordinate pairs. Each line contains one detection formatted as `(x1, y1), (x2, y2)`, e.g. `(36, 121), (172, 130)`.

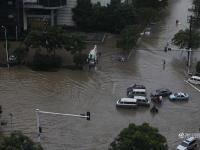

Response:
(116, 98), (137, 108)
(176, 137), (197, 150)
(134, 96), (150, 107)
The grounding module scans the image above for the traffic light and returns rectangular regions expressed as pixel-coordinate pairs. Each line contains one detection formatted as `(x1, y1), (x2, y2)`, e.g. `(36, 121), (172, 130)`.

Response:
(86, 112), (90, 121)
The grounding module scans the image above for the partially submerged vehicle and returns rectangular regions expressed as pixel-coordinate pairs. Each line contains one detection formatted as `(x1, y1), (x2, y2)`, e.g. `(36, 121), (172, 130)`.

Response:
(134, 96), (150, 107)
(116, 98), (137, 108)
(188, 76), (200, 85)
(151, 88), (172, 97)
(169, 92), (189, 101)
(127, 84), (146, 98)
(176, 137), (197, 150)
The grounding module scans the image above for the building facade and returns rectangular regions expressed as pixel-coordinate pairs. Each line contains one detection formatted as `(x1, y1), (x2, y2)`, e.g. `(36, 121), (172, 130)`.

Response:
(0, 0), (23, 39)
(0, 0), (112, 39)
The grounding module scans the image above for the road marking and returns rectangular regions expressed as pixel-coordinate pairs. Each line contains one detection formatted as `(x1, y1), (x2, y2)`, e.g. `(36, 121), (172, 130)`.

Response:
(184, 80), (200, 93)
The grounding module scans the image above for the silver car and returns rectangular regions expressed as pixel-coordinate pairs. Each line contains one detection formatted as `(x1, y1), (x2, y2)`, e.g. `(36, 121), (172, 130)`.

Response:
(176, 137), (197, 150)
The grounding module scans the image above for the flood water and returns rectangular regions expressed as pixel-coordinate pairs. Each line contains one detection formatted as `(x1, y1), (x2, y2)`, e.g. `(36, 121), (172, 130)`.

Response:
(0, 0), (199, 149)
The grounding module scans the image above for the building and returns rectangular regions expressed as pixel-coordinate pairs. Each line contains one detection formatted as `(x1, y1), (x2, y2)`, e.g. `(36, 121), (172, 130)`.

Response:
(0, 0), (113, 38)
(23, 0), (67, 30)
(0, 0), (23, 39)
(24, 0), (111, 28)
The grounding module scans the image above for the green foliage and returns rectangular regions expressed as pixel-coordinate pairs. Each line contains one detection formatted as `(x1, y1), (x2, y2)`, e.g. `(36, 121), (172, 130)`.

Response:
(196, 61), (200, 73)
(13, 47), (28, 64)
(72, 0), (93, 30)
(73, 53), (88, 67)
(24, 27), (86, 55)
(0, 131), (43, 150)
(136, 8), (160, 25)
(32, 53), (62, 70)
(117, 25), (142, 51)
(72, 0), (167, 33)
(172, 29), (200, 49)
(106, 3), (137, 33)
(132, 0), (168, 11)
(109, 123), (168, 150)
(63, 34), (86, 54)
(24, 27), (64, 55)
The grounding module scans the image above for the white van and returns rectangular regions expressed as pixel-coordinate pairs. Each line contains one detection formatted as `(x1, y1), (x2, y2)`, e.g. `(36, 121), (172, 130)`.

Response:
(116, 98), (137, 108)
(188, 76), (200, 85)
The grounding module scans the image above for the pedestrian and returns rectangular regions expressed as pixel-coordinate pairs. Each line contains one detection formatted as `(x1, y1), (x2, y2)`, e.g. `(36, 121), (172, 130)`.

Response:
(176, 19), (179, 26)
(162, 59), (166, 70)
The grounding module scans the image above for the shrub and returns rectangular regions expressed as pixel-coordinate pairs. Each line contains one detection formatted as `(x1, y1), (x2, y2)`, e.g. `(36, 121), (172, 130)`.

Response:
(32, 53), (62, 71)
(73, 53), (88, 67)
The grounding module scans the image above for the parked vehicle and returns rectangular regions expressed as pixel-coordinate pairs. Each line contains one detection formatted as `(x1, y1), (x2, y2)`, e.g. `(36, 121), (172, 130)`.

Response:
(169, 92), (189, 101)
(176, 137), (197, 150)
(151, 88), (172, 97)
(116, 98), (137, 108)
(134, 96), (150, 107)
(188, 76), (200, 85)
(127, 84), (146, 97)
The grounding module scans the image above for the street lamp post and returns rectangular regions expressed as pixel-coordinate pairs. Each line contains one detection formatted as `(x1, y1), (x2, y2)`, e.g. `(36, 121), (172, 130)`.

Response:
(1, 26), (9, 69)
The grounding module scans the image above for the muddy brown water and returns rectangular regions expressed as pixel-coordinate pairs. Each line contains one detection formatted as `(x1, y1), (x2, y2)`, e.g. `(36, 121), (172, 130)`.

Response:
(0, 0), (199, 150)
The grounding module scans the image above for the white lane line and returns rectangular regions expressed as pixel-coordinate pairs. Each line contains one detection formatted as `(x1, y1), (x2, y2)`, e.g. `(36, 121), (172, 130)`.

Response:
(184, 80), (200, 93)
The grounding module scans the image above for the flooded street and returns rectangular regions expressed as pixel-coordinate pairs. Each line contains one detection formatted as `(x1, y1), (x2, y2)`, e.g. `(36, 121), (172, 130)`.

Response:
(0, 0), (199, 149)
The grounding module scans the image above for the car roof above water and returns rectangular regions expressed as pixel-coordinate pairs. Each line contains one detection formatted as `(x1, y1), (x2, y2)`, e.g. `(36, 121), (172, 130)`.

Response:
(133, 89), (146, 92)
(120, 98), (137, 103)
(185, 137), (196, 143)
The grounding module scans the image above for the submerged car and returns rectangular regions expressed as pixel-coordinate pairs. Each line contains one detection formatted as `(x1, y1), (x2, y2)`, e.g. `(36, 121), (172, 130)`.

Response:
(151, 88), (172, 97)
(169, 92), (189, 101)
(116, 98), (137, 108)
(176, 137), (197, 150)
(128, 89), (147, 98)
(127, 84), (146, 97)
(134, 96), (150, 107)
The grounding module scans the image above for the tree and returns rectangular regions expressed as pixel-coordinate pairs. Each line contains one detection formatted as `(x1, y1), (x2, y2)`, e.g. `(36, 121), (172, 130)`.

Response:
(109, 123), (168, 150)
(196, 61), (200, 73)
(172, 29), (200, 49)
(73, 53), (88, 68)
(132, 0), (168, 11)
(0, 131), (43, 150)
(24, 27), (64, 56)
(117, 25), (142, 51)
(63, 34), (86, 54)
(72, 0), (94, 30)
(136, 8), (160, 25)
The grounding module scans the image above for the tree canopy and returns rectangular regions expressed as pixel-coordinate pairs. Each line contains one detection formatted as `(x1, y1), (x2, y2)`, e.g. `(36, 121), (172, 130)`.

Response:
(109, 123), (168, 150)
(72, 0), (168, 33)
(24, 27), (86, 55)
(117, 25), (142, 51)
(172, 29), (200, 49)
(0, 131), (43, 150)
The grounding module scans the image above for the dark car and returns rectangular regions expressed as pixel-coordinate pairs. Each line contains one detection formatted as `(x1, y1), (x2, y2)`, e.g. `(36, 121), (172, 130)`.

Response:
(151, 88), (172, 97)
(127, 84), (146, 97)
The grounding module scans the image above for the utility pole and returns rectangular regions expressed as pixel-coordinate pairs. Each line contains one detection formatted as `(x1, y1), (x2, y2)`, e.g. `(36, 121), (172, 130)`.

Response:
(1, 26), (9, 69)
(187, 15), (194, 74)
(35, 109), (90, 142)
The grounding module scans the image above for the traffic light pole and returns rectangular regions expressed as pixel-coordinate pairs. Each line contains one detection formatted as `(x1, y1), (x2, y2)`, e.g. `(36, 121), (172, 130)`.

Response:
(35, 109), (90, 142)
(187, 15), (195, 74)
